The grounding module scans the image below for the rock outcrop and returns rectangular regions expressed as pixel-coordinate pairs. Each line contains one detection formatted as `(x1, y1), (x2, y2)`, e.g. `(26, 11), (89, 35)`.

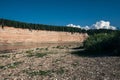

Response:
(0, 26), (88, 45)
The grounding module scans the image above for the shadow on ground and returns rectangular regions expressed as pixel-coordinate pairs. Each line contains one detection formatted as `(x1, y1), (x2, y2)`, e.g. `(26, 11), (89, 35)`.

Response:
(71, 48), (120, 57)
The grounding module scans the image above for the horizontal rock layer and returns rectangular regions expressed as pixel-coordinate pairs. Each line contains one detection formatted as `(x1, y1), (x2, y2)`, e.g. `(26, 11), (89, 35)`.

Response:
(0, 26), (88, 45)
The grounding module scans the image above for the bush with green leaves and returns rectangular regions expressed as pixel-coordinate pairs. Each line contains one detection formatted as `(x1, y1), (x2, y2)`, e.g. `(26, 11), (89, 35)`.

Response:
(84, 32), (120, 55)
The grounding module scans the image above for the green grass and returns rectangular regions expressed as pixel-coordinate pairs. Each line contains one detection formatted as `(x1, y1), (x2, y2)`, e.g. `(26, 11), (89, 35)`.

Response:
(23, 70), (51, 76)
(6, 61), (23, 68)
(23, 68), (65, 76)
(23, 67), (65, 76)
(0, 61), (23, 69)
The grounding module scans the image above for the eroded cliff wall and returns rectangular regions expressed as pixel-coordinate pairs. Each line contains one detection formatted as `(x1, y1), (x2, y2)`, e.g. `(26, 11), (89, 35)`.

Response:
(0, 26), (88, 45)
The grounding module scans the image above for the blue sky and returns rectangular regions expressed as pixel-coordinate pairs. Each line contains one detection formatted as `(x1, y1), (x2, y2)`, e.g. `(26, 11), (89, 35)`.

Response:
(0, 0), (120, 28)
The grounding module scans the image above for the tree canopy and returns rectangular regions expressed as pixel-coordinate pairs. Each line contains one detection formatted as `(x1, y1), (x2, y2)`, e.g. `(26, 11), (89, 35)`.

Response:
(0, 18), (118, 34)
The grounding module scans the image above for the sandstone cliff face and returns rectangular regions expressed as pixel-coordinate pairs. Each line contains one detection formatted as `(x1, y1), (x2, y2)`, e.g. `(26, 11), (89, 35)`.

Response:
(0, 26), (88, 45)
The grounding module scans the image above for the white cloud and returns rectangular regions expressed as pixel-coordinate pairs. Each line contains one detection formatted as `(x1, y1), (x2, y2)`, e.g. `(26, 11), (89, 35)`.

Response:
(66, 24), (90, 30)
(66, 24), (81, 28)
(66, 20), (116, 30)
(81, 26), (90, 30)
(91, 20), (116, 30)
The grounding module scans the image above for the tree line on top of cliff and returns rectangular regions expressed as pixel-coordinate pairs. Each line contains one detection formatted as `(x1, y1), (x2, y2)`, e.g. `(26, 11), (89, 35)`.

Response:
(0, 18), (118, 35)
(0, 18), (86, 33)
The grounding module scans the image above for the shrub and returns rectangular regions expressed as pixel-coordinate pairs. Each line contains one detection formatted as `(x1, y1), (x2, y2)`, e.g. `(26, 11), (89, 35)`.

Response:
(83, 32), (120, 56)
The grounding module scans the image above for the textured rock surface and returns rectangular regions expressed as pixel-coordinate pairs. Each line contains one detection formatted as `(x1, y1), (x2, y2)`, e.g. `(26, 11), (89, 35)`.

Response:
(0, 26), (88, 45)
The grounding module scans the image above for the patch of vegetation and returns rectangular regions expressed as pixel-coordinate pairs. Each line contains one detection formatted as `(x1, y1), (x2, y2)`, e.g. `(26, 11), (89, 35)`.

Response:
(84, 33), (114, 51)
(23, 67), (66, 77)
(27, 52), (47, 58)
(71, 31), (120, 57)
(8, 73), (12, 76)
(0, 61), (23, 69)
(36, 48), (40, 50)
(87, 29), (118, 35)
(56, 46), (64, 49)
(23, 69), (51, 76)
(83, 32), (120, 56)
(6, 61), (23, 68)
(0, 65), (5, 69)
(45, 48), (48, 50)
(26, 50), (33, 54)
(0, 55), (10, 58)
(35, 53), (47, 58)
(16, 52), (23, 54)
(26, 53), (34, 57)
(52, 46), (66, 49)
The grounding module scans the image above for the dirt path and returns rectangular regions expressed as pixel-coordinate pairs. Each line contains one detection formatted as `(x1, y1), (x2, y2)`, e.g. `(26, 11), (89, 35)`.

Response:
(0, 45), (120, 80)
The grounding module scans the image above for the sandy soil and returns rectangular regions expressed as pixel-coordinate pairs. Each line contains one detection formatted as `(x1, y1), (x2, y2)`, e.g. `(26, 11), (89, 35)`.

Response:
(0, 44), (120, 80)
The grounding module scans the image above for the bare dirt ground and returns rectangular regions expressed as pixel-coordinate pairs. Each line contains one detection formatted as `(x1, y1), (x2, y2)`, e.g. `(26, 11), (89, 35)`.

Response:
(0, 44), (120, 80)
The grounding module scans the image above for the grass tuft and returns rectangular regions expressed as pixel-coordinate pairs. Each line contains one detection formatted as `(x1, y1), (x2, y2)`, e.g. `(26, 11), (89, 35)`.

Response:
(0, 61), (23, 69)
(0, 55), (10, 58)
(35, 53), (47, 58)
(23, 70), (51, 76)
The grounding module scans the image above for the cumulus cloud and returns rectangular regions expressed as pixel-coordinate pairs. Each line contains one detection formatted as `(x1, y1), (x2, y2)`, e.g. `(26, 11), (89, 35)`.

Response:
(92, 20), (116, 30)
(66, 20), (116, 30)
